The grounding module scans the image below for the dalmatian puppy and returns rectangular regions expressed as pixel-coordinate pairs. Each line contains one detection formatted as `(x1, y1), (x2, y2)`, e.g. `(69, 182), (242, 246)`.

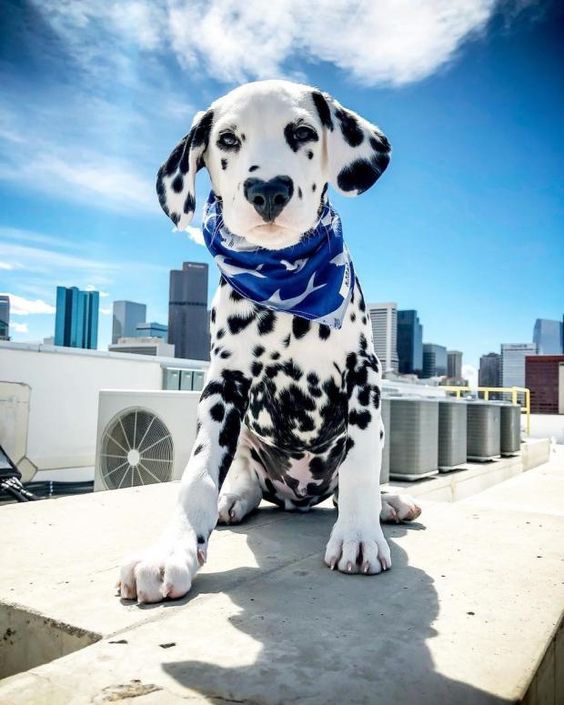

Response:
(119, 80), (421, 604)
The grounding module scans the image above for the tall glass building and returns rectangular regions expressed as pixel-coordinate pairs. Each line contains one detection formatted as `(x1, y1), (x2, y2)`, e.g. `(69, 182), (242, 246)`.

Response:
(367, 302), (399, 373)
(479, 352), (501, 387)
(447, 350), (463, 379)
(112, 301), (147, 344)
(533, 318), (563, 354)
(397, 309), (423, 375)
(422, 343), (447, 378)
(0, 295), (9, 341)
(135, 322), (168, 339)
(169, 262), (209, 360)
(501, 343), (537, 388)
(54, 286), (99, 349)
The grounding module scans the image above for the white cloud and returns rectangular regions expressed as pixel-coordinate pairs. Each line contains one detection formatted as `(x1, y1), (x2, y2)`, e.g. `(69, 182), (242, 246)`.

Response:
(29, 0), (517, 87)
(100, 307), (112, 315)
(11, 322), (29, 334)
(0, 262), (17, 270)
(1, 293), (56, 316)
(85, 285), (110, 297)
(462, 363), (478, 389)
(183, 225), (205, 246)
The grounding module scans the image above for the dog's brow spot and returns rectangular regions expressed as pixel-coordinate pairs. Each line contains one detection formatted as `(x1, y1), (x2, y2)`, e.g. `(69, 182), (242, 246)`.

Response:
(312, 183), (316, 192)
(298, 187), (302, 199)
(221, 158), (228, 171)
(249, 165), (259, 172)
(307, 150), (313, 160)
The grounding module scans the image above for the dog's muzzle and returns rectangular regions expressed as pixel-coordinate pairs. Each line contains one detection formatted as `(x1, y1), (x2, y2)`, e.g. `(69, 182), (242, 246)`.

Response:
(243, 176), (294, 222)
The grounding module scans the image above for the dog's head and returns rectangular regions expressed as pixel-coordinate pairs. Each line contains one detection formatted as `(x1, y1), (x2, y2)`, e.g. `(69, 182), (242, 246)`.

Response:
(157, 80), (390, 249)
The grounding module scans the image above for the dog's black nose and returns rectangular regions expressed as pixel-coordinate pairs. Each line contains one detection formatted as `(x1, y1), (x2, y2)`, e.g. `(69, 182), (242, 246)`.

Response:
(243, 176), (294, 222)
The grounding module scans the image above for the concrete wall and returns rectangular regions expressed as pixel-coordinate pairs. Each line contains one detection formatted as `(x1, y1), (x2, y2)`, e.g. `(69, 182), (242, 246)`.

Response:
(0, 342), (207, 473)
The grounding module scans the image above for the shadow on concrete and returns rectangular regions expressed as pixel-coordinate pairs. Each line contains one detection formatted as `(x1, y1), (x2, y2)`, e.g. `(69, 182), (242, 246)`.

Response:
(157, 505), (510, 704)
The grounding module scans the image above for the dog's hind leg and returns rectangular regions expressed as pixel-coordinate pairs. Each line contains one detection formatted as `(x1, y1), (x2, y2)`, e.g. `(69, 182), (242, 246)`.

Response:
(218, 443), (262, 525)
(380, 493), (422, 523)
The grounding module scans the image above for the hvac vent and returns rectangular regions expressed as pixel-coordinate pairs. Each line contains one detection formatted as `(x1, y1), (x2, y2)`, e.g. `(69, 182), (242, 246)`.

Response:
(95, 390), (200, 491)
(437, 399), (467, 472)
(466, 401), (501, 461)
(494, 402), (521, 456)
(99, 409), (174, 489)
(380, 396), (391, 484)
(388, 397), (439, 481)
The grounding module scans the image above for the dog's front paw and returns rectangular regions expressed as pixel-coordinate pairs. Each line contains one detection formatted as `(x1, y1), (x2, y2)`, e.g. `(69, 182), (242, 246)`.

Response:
(324, 518), (391, 575)
(118, 528), (203, 604)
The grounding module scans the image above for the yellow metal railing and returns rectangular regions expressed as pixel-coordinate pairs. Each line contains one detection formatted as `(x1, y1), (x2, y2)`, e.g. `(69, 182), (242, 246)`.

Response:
(441, 386), (531, 435)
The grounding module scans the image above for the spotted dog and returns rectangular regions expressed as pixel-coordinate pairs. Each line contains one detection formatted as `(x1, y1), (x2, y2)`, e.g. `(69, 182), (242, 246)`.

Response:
(119, 80), (421, 604)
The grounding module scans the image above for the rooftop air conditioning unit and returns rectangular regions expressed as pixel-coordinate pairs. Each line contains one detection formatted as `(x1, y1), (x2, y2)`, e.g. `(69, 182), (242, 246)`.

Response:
(437, 399), (467, 472)
(493, 402), (521, 456)
(380, 396), (391, 484)
(466, 401), (501, 462)
(94, 390), (200, 491)
(388, 397), (439, 481)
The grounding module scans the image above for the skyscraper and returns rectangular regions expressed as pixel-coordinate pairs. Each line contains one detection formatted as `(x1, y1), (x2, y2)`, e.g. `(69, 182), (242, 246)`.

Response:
(422, 343), (447, 378)
(54, 286), (99, 349)
(169, 262), (209, 360)
(479, 352), (501, 388)
(0, 295), (9, 341)
(397, 309), (423, 375)
(367, 302), (398, 373)
(112, 301), (147, 344)
(533, 318), (563, 354)
(501, 343), (537, 388)
(447, 350), (463, 380)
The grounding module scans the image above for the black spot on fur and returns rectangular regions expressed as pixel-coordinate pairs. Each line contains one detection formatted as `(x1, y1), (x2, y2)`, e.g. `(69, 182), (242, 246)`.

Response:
(253, 345), (265, 357)
(318, 324), (331, 340)
(312, 183), (316, 192)
(220, 350), (231, 359)
(350, 312), (356, 322)
(282, 360), (303, 381)
(282, 334), (291, 347)
(249, 165), (259, 172)
(292, 317), (311, 339)
(216, 328), (225, 339)
(210, 308), (216, 323)
(312, 91), (334, 130)
(357, 386), (370, 406)
(170, 212), (180, 225)
(349, 409), (372, 429)
(172, 174), (184, 193)
(298, 187), (302, 199)
(193, 443), (204, 456)
(230, 288), (244, 302)
(380, 429), (384, 440)
(370, 133), (391, 153)
(307, 372), (319, 386)
(228, 313), (255, 335)
(192, 110), (214, 148)
(221, 158), (228, 171)
(210, 403), (225, 422)
(307, 150), (313, 160)
(335, 108), (364, 147)
(251, 361), (263, 376)
(337, 158), (385, 194)
(270, 351), (281, 360)
(183, 192), (195, 214)
(197, 535), (205, 544)
(257, 310), (276, 335)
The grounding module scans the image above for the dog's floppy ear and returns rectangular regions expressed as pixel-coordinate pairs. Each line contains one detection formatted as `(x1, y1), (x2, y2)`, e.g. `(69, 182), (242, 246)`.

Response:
(312, 91), (391, 197)
(156, 109), (214, 229)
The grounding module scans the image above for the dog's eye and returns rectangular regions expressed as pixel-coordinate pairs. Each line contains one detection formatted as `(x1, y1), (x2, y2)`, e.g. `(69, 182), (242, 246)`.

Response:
(217, 132), (240, 148)
(294, 125), (317, 142)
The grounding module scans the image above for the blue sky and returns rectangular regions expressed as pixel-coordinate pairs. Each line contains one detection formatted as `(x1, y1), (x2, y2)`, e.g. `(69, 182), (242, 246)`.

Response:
(1, 0), (562, 374)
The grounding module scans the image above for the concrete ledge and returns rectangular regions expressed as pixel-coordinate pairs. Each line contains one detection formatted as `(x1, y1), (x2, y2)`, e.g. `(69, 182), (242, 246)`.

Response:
(384, 438), (550, 503)
(0, 447), (563, 704)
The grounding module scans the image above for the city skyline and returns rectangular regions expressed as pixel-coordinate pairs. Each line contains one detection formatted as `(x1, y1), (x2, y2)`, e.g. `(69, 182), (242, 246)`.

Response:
(1, 2), (563, 369)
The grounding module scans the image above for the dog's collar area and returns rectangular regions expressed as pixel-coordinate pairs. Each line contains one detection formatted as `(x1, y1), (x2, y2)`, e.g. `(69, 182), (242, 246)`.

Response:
(202, 191), (354, 329)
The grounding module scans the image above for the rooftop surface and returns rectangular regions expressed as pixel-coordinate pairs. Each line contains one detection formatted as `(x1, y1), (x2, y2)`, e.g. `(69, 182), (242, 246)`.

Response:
(0, 444), (563, 704)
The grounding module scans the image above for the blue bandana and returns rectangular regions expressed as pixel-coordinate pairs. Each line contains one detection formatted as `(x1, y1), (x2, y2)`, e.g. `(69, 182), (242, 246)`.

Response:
(202, 192), (354, 329)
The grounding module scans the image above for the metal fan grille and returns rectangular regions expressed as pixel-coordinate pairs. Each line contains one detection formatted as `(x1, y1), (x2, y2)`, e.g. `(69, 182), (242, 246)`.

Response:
(100, 409), (174, 489)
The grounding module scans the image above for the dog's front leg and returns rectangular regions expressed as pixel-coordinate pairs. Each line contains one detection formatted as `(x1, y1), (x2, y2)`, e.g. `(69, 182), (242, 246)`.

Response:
(325, 357), (391, 575)
(119, 363), (251, 603)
